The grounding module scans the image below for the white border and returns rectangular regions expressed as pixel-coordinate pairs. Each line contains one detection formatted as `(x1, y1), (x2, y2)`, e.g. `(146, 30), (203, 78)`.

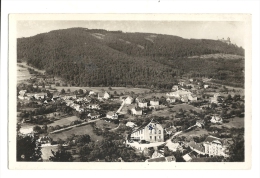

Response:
(1, 0), (260, 177)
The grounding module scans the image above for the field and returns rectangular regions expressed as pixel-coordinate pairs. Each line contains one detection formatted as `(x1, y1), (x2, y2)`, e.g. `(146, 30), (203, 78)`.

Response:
(53, 86), (150, 94)
(41, 145), (58, 161)
(49, 124), (103, 142)
(95, 120), (118, 130)
(171, 103), (202, 112)
(178, 128), (209, 138)
(48, 115), (80, 127)
(17, 64), (31, 83)
(223, 117), (244, 128)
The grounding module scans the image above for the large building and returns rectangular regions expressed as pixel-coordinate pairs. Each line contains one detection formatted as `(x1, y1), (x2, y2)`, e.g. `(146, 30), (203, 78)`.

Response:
(130, 119), (164, 143)
(203, 136), (225, 157)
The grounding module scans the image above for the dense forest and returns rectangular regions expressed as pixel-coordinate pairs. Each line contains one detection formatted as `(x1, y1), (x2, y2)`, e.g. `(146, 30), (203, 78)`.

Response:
(17, 28), (245, 88)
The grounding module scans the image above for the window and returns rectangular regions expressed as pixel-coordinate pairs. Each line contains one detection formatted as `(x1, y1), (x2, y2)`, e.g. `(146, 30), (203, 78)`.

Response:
(159, 130), (161, 134)
(159, 136), (161, 139)
(154, 130), (156, 134)
(150, 136), (152, 140)
(154, 136), (156, 141)
(150, 130), (152, 134)
(141, 129), (143, 134)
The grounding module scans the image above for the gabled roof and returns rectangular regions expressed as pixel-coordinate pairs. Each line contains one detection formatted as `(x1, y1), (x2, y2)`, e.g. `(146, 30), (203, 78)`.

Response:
(132, 119), (159, 133)
(204, 135), (223, 144)
(188, 141), (205, 153)
(89, 112), (100, 116)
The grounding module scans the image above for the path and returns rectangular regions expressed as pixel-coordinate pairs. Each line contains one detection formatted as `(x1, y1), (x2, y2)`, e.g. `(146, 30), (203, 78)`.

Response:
(116, 100), (125, 114)
(50, 119), (100, 134)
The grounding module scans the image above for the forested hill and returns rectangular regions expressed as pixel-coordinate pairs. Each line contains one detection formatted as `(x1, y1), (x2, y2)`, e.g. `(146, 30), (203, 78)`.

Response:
(17, 28), (245, 88)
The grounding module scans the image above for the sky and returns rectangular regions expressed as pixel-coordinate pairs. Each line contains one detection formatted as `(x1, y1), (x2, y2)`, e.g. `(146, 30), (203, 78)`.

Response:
(17, 20), (245, 47)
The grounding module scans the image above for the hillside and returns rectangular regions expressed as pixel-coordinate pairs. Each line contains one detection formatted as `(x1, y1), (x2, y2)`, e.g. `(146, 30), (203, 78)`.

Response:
(17, 27), (245, 88)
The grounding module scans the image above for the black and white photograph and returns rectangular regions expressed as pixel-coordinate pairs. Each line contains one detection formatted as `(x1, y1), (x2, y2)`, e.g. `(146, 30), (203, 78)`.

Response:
(8, 14), (252, 169)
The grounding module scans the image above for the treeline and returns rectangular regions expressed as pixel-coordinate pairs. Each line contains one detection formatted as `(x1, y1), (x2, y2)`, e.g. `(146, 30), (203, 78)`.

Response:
(17, 28), (244, 88)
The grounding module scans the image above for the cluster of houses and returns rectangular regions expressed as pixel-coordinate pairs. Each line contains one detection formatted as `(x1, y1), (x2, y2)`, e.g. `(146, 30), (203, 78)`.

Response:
(18, 90), (48, 100)
(125, 118), (232, 162)
(166, 86), (198, 103)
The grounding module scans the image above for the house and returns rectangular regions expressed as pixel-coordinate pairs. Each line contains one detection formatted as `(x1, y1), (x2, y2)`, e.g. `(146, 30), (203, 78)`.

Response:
(131, 107), (142, 116)
(38, 136), (52, 146)
(89, 91), (96, 96)
(138, 98), (148, 108)
(150, 99), (159, 106)
(189, 78), (194, 82)
(126, 122), (137, 128)
(166, 97), (176, 103)
(188, 94), (197, 101)
(88, 112), (100, 119)
(182, 154), (192, 162)
(166, 90), (191, 99)
(130, 119), (164, 143)
(19, 90), (27, 96)
(210, 115), (223, 124)
(164, 126), (176, 135)
(178, 81), (185, 86)
(125, 96), (134, 104)
(62, 95), (77, 100)
(87, 104), (100, 110)
(98, 91), (110, 100)
(18, 95), (25, 100)
(181, 96), (189, 103)
(204, 85), (209, 89)
(151, 150), (164, 158)
(196, 120), (205, 128)
(145, 156), (176, 162)
(203, 135), (225, 157)
(106, 112), (118, 120)
(34, 93), (47, 100)
(172, 85), (179, 91)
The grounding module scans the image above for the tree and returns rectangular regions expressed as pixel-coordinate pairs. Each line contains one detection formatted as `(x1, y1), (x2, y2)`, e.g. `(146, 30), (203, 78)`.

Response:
(17, 135), (42, 161)
(49, 149), (73, 162)
(33, 125), (42, 133)
(76, 134), (91, 145)
(67, 89), (71, 93)
(228, 135), (244, 162)
(78, 89), (84, 94)
(61, 89), (65, 94)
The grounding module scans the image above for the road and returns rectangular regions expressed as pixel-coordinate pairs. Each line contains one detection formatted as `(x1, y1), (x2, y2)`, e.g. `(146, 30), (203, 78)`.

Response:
(50, 118), (100, 134)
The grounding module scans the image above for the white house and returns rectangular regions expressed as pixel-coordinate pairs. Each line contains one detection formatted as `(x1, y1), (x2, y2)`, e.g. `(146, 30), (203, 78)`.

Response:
(130, 119), (164, 143)
(89, 91), (96, 96)
(19, 90), (27, 96)
(87, 104), (100, 110)
(131, 107), (142, 116)
(172, 85), (179, 91)
(106, 112), (118, 120)
(203, 136), (225, 157)
(126, 122), (137, 128)
(150, 99), (159, 106)
(138, 98), (148, 108)
(98, 91), (110, 100)
(34, 93), (47, 100)
(210, 115), (223, 124)
(88, 112), (100, 119)
(204, 85), (209, 89)
(166, 97), (176, 103)
(188, 94), (197, 101)
(125, 96), (134, 104)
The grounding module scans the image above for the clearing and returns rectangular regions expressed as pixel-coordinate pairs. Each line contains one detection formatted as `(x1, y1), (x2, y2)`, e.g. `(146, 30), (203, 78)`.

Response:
(48, 115), (80, 127)
(223, 117), (244, 128)
(49, 124), (103, 142)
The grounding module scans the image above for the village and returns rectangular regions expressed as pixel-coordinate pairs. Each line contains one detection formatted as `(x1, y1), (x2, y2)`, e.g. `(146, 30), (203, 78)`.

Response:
(17, 65), (245, 162)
